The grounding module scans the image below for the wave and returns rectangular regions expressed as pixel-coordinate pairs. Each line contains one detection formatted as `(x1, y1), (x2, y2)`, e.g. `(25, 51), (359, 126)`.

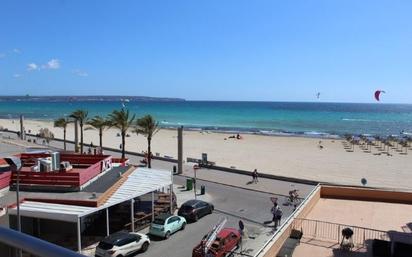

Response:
(341, 118), (387, 122)
(158, 124), (341, 139)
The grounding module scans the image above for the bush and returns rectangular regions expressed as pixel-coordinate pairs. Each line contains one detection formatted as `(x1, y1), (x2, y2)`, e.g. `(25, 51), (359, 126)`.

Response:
(38, 128), (54, 143)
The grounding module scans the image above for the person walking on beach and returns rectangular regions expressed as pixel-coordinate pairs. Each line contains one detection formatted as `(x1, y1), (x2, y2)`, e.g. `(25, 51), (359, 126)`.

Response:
(252, 169), (259, 183)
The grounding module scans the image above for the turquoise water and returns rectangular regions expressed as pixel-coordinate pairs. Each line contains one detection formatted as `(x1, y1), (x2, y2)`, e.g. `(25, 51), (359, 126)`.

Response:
(0, 100), (411, 137)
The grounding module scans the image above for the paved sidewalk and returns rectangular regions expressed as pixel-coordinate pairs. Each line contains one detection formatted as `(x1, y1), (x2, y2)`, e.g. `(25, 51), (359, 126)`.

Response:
(180, 167), (315, 197)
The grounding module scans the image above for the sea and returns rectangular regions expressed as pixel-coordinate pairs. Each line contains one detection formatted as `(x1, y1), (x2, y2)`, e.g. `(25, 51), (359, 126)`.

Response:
(0, 100), (411, 138)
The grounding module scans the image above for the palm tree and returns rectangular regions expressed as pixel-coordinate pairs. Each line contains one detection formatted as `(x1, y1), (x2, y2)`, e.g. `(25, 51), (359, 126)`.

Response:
(108, 109), (135, 159)
(54, 117), (70, 150)
(135, 115), (159, 168)
(86, 116), (110, 149)
(70, 109), (88, 154)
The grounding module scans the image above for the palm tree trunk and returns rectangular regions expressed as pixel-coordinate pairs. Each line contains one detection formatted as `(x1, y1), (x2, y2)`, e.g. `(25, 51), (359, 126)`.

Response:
(99, 128), (103, 149)
(63, 128), (66, 151)
(148, 138), (151, 168)
(121, 131), (126, 159)
(80, 124), (84, 154)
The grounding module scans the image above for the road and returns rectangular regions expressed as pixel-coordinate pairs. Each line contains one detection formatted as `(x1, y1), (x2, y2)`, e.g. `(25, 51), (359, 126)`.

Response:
(132, 176), (297, 257)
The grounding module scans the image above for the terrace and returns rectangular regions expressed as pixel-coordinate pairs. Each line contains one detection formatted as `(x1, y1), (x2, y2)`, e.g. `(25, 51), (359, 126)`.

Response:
(261, 185), (412, 257)
(11, 153), (114, 191)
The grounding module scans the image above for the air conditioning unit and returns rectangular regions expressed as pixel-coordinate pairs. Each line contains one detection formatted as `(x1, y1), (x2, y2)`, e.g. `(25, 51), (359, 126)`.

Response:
(39, 159), (52, 172)
(31, 165), (40, 172)
(51, 152), (60, 171)
(60, 161), (73, 172)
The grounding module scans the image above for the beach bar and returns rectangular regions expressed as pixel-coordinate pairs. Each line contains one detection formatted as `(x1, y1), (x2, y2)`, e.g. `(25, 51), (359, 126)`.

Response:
(7, 167), (173, 254)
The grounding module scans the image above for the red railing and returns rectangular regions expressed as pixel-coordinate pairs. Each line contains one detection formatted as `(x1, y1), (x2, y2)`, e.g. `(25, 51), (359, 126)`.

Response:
(12, 171), (80, 186)
(78, 156), (111, 185)
(10, 154), (113, 188)
(0, 171), (11, 189)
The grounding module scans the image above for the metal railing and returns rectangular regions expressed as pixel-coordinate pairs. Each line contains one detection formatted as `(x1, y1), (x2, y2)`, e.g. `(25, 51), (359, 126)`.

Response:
(0, 226), (86, 257)
(293, 218), (412, 246)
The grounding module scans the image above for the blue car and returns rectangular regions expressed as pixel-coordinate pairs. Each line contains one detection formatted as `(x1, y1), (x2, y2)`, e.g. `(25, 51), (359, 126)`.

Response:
(149, 214), (187, 239)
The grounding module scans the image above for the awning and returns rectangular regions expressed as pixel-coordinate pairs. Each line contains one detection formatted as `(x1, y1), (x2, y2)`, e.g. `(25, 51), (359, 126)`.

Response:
(8, 167), (172, 222)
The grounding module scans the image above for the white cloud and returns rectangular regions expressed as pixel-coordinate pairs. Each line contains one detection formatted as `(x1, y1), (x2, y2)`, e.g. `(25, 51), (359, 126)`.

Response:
(13, 48), (21, 54)
(13, 74), (22, 78)
(72, 69), (88, 77)
(42, 59), (60, 69)
(0, 53), (5, 58)
(27, 63), (38, 71)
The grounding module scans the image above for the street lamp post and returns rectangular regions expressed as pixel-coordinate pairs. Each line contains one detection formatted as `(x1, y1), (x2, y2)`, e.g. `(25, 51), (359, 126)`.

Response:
(194, 167), (197, 200)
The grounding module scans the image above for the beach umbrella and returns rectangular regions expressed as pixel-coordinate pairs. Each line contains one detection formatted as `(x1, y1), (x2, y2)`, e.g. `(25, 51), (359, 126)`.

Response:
(374, 90), (385, 101)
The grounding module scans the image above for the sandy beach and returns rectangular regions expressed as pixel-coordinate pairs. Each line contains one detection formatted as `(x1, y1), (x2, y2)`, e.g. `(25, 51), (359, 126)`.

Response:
(1, 118), (411, 190)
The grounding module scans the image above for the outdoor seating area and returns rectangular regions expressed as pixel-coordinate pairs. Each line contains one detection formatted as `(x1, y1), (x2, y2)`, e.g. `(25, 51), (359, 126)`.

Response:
(124, 192), (177, 231)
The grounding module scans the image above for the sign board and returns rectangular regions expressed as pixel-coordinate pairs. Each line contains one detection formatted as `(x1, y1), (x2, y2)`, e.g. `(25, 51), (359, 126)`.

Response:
(202, 153), (208, 163)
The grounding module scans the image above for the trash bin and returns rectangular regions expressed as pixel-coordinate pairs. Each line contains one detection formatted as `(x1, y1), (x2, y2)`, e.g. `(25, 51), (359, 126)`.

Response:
(186, 178), (193, 190)
(200, 185), (205, 195)
(173, 165), (177, 174)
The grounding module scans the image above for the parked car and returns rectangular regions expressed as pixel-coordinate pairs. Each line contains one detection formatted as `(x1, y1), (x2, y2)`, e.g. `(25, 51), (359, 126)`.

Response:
(192, 228), (241, 257)
(178, 200), (214, 222)
(95, 231), (150, 257)
(149, 213), (187, 239)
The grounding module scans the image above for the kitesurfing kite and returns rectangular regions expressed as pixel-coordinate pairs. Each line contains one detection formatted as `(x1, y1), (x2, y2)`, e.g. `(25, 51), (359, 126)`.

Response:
(374, 90), (385, 101)
(316, 92), (321, 99)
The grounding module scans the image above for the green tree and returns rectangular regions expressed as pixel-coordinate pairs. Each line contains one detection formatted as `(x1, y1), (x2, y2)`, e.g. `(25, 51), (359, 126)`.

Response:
(135, 115), (159, 168)
(108, 109), (135, 159)
(53, 117), (70, 150)
(86, 115), (110, 149)
(70, 109), (88, 153)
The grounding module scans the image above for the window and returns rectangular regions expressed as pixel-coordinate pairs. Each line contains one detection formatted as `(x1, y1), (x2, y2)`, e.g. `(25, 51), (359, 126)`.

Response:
(97, 241), (113, 250)
(167, 217), (175, 224)
(116, 238), (132, 247)
(153, 218), (165, 225)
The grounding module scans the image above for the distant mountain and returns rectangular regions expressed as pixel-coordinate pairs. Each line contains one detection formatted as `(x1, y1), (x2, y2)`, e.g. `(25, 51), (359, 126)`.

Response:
(0, 95), (185, 102)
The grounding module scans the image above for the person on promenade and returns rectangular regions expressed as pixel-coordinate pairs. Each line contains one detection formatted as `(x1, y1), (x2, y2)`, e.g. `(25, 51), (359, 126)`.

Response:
(271, 203), (283, 230)
(289, 189), (299, 204)
(252, 169), (259, 183)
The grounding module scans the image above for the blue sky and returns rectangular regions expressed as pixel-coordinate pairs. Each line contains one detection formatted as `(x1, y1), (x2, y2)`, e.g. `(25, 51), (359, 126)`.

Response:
(0, 0), (411, 103)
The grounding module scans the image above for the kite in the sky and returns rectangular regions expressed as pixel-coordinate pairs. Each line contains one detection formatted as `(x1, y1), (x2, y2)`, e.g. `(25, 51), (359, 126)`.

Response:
(374, 90), (385, 101)
(316, 92), (320, 99)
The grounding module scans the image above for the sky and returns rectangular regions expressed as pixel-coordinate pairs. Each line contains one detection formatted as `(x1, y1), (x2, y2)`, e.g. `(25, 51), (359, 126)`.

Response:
(0, 0), (411, 103)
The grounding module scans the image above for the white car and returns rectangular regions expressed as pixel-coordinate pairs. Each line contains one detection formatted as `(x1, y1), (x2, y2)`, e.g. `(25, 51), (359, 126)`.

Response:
(95, 231), (150, 257)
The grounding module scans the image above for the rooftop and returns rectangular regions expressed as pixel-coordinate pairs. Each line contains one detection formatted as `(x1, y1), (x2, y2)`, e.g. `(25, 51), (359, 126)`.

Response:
(304, 198), (412, 232)
(293, 198), (412, 257)
(7, 167), (173, 222)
